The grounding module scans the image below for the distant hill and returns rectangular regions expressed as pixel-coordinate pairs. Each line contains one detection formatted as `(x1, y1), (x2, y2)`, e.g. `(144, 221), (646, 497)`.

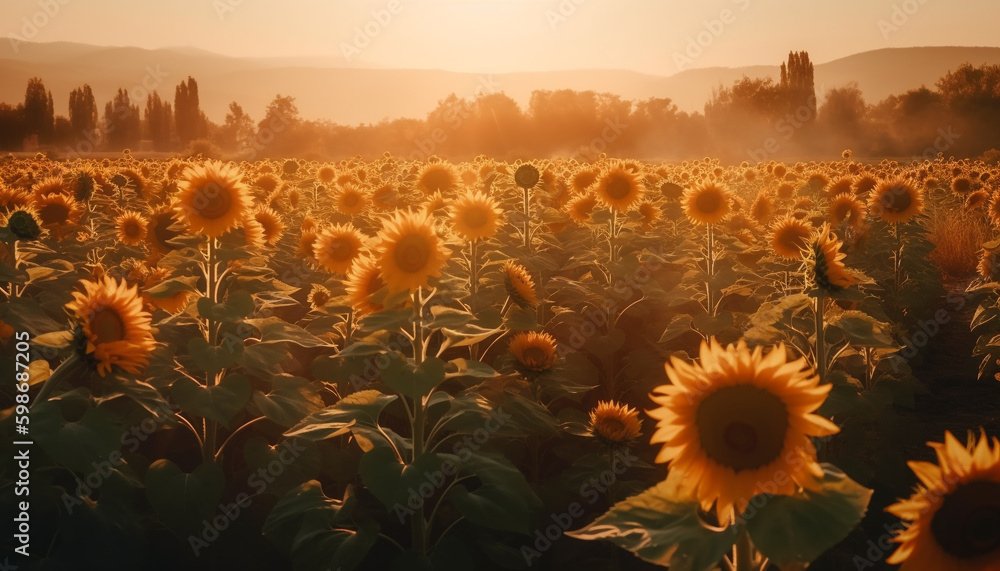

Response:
(2, 42), (999, 126)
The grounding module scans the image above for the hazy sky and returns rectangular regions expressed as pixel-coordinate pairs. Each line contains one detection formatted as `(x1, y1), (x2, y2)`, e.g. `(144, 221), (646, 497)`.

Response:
(2, 0), (994, 75)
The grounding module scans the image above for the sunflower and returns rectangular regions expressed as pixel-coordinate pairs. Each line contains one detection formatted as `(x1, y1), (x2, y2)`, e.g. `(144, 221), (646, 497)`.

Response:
(307, 283), (332, 310)
(33, 192), (84, 238)
(502, 260), (537, 307)
(313, 224), (366, 274)
(0, 185), (31, 211)
(966, 190), (990, 212)
(371, 184), (396, 211)
(345, 256), (389, 315)
(886, 430), (1000, 570)
(3, 207), (43, 241)
(509, 331), (559, 375)
(296, 228), (321, 266)
(514, 163), (541, 190)
(417, 162), (458, 195)
(242, 216), (266, 249)
(66, 276), (156, 377)
(31, 176), (65, 200)
(648, 339), (839, 524)
(979, 250), (1000, 282)
(337, 185), (368, 216)
(376, 209), (449, 294)
(829, 193), (864, 228)
(682, 182), (731, 226)
(869, 178), (924, 224)
(588, 400), (643, 448)
(251, 206), (285, 245)
(572, 168), (599, 194)
(566, 192), (598, 224)
(750, 191), (773, 224)
(595, 166), (643, 212)
(951, 176), (974, 195)
(318, 165), (336, 184)
(173, 161), (252, 237)
(146, 206), (183, 257)
(637, 201), (661, 229)
(807, 223), (857, 292)
(114, 210), (149, 246)
(449, 190), (502, 242)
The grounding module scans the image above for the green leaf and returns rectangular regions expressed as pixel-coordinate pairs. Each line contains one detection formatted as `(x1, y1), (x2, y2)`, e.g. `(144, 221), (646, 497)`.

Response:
(566, 474), (740, 571)
(828, 311), (896, 348)
(239, 341), (290, 374)
(658, 314), (693, 344)
(745, 464), (873, 567)
(445, 358), (497, 379)
(144, 459), (225, 535)
(692, 311), (734, 337)
(358, 308), (413, 332)
(32, 402), (124, 474)
(186, 336), (242, 376)
(32, 330), (73, 349)
(382, 355), (446, 399)
(284, 393), (398, 441)
(448, 452), (541, 534)
(336, 342), (389, 358)
(426, 306), (476, 329)
(359, 449), (445, 511)
(196, 289), (255, 323)
(170, 374), (252, 424)
(263, 480), (354, 551)
(252, 375), (324, 427)
(243, 317), (331, 347)
(144, 276), (200, 298)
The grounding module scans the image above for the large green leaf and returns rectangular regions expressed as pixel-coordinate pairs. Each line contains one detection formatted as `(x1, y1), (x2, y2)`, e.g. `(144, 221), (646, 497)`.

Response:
(566, 472), (740, 571)
(744, 464), (872, 567)
(447, 452), (540, 534)
(360, 448), (446, 511)
(382, 354), (446, 399)
(263, 480), (355, 549)
(186, 336), (242, 376)
(196, 289), (255, 323)
(32, 402), (124, 474)
(144, 459), (225, 535)
(243, 317), (331, 347)
(284, 392), (398, 441)
(252, 375), (324, 427)
(170, 373), (252, 424)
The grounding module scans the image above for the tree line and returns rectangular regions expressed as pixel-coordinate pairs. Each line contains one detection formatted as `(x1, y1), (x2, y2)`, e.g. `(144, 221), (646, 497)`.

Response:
(1, 52), (998, 163)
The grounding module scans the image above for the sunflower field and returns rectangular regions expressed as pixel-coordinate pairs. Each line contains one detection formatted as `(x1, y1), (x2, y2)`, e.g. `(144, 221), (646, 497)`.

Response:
(2, 152), (1000, 571)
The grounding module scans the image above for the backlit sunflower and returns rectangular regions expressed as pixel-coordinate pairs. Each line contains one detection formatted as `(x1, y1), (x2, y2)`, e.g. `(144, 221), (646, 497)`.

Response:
(417, 162), (458, 195)
(886, 430), (1000, 571)
(375, 209), (449, 293)
(571, 168), (599, 194)
(966, 190), (990, 212)
(807, 223), (857, 292)
(588, 400), (643, 448)
(637, 201), (661, 230)
(449, 190), (502, 242)
(3, 207), (42, 241)
(307, 283), (332, 310)
(173, 161), (252, 237)
(345, 255), (389, 315)
(297, 228), (321, 267)
(829, 193), (864, 228)
(141, 268), (194, 314)
(682, 182), (731, 226)
(979, 250), (1000, 282)
(32, 192), (84, 238)
(566, 192), (598, 223)
(514, 163), (541, 190)
(509, 331), (559, 376)
(648, 339), (839, 524)
(251, 206), (285, 246)
(502, 260), (537, 307)
(66, 276), (156, 377)
(337, 185), (368, 216)
(750, 191), (773, 224)
(595, 166), (643, 212)
(869, 178), (924, 224)
(313, 224), (366, 274)
(114, 210), (148, 246)
(146, 206), (183, 258)
(770, 216), (813, 260)
(31, 176), (66, 200)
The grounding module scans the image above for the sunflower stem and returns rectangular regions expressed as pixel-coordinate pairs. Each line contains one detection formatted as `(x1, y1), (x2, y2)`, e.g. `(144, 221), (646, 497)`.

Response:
(31, 351), (86, 410)
(522, 186), (531, 253)
(203, 236), (219, 464)
(734, 528), (754, 571)
(410, 287), (428, 558)
(469, 239), (479, 296)
(815, 292), (826, 383)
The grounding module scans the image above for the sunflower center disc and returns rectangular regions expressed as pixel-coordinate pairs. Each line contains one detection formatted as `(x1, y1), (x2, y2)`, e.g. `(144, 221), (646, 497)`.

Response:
(463, 207), (489, 229)
(39, 202), (70, 224)
(598, 417), (627, 439)
(695, 191), (721, 214)
(124, 221), (142, 238)
(154, 213), (181, 247)
(91, 308), (126, 345)
(342, 193), (359, 207)
(196, 181), (234, 220)
(605, 176), (631, 200)
(394, 235), (431, 273)
(695, 384), (789, 472)
(931, 480), (1000, 559)
(883, 186), (912, 214)
(521, 346), (548, 368)
(329, 239), (354, 261)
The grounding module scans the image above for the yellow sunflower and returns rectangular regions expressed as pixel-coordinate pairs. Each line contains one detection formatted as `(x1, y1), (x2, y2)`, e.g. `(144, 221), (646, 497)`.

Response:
(317, 165), (336, 184)
(566, 192), (598, 224)
(595, 166), (643, 212)
(637, 201), (661, 230)
(337, 185), (368, 216)
(807, 223), (857, 292)
(509, 331), (559, 375)
(251, 206), (285, 246)
(502, 260), (537, 307)
(146, 206), (183, 258)
(31, 175), (66, 200)
(648, 339), (839, 524)
(829, 193), (864, 228)
(375, 209), (449, 294)
(417, 162), (458, 195)
(588, 400), (643, 448)
(3, 207), (43, 241)
(173, 161), (253, 238)
(571, 168), (599, 194)
(345, 255), (389, 315)
(770, 216), (813, 260)
(33, 192), (84, 238)
(682, 182), (731, 226)
(307, 283), (332, 310)
(966, 190), (990, 213)
(869, 178), (924, 224)
(313, 224), (366, 274)
(979, 250), (1000, 282)
(114, 210), (149, 246)
(449, 190), (502, 242)
(296, 228), (321, 267)
(66, 276), (156, 377)
(886, 430), (1000, 571)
